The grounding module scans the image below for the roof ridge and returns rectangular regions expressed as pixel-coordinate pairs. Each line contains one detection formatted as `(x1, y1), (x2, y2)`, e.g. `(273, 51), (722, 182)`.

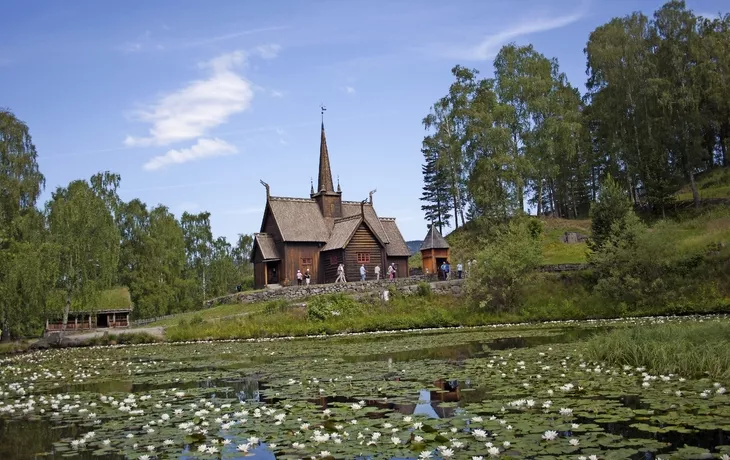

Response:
(334, 214), (362, 223)
(269, 196), (315, 203)
(342, 200), (372, 205)
(379, 217), (396, 221)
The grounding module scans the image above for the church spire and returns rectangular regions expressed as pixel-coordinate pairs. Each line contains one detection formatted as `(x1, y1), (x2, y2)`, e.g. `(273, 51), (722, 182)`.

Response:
(317, 105), (335, 193)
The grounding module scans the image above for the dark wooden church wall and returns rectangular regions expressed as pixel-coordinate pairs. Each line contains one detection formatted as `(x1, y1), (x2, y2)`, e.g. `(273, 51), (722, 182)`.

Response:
(343, 223), (383, 281)
(386, 256), (409, 279)
(283, 243), (320, 285)
(321, 249), (344, 283)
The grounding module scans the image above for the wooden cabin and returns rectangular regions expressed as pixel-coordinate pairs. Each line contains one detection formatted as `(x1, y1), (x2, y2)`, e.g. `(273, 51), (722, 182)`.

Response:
(251, 122), (411, 288)
(46, 309), (132, 332)
(45, 288), (133, 332)
(420, 226), (450, 280)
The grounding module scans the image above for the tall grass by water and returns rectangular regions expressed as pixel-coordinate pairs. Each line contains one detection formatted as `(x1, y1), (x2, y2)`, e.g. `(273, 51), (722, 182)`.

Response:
(585, 321), (730, 379)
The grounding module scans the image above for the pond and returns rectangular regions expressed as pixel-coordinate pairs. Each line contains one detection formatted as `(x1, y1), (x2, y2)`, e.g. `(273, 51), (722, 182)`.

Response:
(0, 316), (729, 459)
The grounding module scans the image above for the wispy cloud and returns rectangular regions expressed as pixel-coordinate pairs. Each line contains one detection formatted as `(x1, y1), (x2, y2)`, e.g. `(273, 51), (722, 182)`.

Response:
(435, 7), (587, 60)
(270, 89), (285, 98)
(143, 138), (238, 171)
(344, 86), (356, 94)
(124, 50), (257, 147)
(181, 26), (288, 48)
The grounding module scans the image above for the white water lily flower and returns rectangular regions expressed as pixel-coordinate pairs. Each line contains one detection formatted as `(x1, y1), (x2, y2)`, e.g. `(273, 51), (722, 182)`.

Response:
(572, 423), (580, 429)
(503, 441), (510, 448)
(102, 439), (111, 446)
(419, 451), (433, 459)
(414, 435), (424, 443)
(146, 445), (155, 452)
(542, 430), (559, 441)
(206, 446), (219, 454)
(569, 438), (580, 446)
(391, 436), (400, 445)
(559, 407), (573, 416)
(163, 439), (174, 446)
(320, 451), (331, 457)
(488, 446), (500, 457)
(472, 429), (487, 440)
(440, 447), (455, 458)
(413, 422), (423, 430)
(237, 443), (250, 452)
(196, 444), (207, 452)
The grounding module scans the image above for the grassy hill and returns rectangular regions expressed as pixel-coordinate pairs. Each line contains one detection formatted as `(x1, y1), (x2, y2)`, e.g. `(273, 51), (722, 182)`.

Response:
(676, 167), (730, 201)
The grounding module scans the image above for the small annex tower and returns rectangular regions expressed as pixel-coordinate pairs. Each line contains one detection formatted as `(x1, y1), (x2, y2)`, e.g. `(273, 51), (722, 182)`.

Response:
(251, 109), (411, 288)
(420, 225), (450, 280)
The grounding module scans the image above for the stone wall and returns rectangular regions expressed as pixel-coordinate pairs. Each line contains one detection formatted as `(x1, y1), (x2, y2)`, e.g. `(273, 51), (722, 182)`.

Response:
(202, 277), (466, 308)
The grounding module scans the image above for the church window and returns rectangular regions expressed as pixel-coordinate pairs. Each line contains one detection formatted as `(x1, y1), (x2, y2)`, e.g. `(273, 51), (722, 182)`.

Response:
(330, 255), (339, 265)
(301, 257), (313, 267)
(357, 253), (370, 263)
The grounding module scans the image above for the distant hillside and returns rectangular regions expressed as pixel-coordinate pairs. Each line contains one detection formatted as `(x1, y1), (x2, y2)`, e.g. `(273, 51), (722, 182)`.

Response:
(406, 240), (421, 255)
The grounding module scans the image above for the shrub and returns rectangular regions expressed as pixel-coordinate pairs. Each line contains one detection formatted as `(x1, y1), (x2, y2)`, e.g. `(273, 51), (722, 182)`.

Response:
(588, 174), (632, 251)
(189, 314), (204, 326)
(467, 220), (542, 311)
(415, 281), (432, 298)
(306, 294), (361, 321)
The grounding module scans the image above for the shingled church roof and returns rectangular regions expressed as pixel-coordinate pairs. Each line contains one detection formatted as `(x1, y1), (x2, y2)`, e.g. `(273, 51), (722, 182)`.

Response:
(265, 197), (331, 242)
(420, 225), (450, 250)
(380, 218), (412, 257)
(253, 233), (280, 261)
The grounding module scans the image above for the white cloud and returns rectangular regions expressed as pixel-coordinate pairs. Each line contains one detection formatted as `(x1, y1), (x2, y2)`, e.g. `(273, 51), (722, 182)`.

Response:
(437, 9), (586, 60)
(143, 138), (238, 171)
(255, 44), (281, 59)
(344, 86), (356, 94)
(270, 89), (285, 98)
(124, 50), (256, 147)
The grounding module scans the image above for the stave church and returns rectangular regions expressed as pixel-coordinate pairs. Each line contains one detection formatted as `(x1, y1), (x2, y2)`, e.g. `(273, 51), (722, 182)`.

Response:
(251, 121), (411, 288)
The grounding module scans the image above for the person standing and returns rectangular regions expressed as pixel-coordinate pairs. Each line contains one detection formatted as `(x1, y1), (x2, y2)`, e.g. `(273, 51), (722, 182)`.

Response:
(440, 261), (447, 280)
(296, 269), (303, 286)
(374, 265), (381, 281)
(335, 263), (346, 283)
(360, 264), (367, 281)
(444, 261), (450, 280)
(457, 262), (463, 279)
(304, 269), (311, 286)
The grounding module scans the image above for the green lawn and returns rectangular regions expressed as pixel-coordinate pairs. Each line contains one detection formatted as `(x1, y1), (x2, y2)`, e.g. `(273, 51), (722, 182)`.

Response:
(540, 218), (591, 265)
(139, 301), (267, 328)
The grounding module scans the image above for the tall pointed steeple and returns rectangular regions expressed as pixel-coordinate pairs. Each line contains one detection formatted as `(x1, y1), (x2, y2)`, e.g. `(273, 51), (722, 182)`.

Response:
(317, 121), (335, 193)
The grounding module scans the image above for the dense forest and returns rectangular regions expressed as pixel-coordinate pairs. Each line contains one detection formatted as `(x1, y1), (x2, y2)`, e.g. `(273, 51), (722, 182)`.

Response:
(421, 1), (730, 231)
(0, 111), (253, 340)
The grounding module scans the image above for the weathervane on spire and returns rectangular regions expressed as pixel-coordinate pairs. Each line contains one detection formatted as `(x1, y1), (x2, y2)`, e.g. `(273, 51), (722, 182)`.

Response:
(320, 104), (327, 124)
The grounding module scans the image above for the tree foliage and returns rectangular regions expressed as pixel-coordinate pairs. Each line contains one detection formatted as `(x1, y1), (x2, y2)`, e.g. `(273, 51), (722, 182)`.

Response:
(466, 220), (543, 311)
(0, 109), (256, 338)
(422, 1), (730, 229)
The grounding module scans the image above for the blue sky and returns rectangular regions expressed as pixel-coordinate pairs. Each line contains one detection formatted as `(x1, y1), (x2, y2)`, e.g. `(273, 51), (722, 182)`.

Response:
(1, 0), (726, 242)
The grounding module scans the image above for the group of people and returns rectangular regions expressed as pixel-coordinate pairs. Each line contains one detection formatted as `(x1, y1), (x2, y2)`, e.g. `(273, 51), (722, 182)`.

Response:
(296, 263), (399, 286)
(295, 268), (312, 286)
(438, 259), (476, 280)
(357, 263), (397, 282)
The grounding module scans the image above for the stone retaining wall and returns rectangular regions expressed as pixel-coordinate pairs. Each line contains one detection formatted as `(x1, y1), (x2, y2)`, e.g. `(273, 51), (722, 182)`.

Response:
(203, 277), (466, 308)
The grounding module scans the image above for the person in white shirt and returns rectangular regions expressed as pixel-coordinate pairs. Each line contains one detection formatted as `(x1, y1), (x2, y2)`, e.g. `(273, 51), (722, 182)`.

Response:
(457, 263), (463, 279)
(335, 263), (346, 283)
(359, 264), (367, 281)
(374, 265), (381, 280)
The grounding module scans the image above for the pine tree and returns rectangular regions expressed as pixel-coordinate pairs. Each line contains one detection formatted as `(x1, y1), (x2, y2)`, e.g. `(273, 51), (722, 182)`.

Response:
(420, 146), (452, 234)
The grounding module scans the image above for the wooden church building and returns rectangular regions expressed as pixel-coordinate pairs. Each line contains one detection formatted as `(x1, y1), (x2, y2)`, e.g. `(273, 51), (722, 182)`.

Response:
(251, 122), (411, 288)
